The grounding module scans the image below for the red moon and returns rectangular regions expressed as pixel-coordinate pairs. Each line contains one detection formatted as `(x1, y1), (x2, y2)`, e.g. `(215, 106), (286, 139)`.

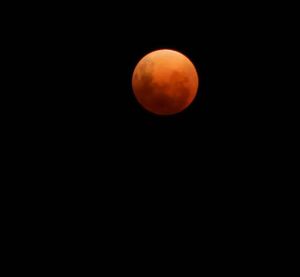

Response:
(132, 49), (199, 115)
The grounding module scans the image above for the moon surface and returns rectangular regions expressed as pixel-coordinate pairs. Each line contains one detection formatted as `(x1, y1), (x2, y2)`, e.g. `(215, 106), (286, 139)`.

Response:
(132, 49), (199, 115)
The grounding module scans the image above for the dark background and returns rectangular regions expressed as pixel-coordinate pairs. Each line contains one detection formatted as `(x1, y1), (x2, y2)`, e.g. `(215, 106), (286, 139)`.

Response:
(18, 2), (282, 217)
(32, 4), (273, 181)
(8, 2), (294, 268)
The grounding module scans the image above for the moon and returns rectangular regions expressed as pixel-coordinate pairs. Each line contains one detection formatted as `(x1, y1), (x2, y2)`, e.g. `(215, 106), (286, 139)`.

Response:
(132, 49), (199, 115)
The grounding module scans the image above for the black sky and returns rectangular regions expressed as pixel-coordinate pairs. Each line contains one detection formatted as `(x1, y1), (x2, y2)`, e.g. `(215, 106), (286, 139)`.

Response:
(6, 2), (293, 268)
(8, 2), (285, 212)
(29, 3), (279, 190)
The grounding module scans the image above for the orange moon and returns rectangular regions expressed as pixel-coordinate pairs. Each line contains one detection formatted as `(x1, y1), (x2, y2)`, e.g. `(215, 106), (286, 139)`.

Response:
(132, 49), (199, 115)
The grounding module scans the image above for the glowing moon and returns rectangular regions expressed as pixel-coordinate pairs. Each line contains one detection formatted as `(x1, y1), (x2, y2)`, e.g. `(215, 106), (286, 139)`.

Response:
(132, 49), (199, 115)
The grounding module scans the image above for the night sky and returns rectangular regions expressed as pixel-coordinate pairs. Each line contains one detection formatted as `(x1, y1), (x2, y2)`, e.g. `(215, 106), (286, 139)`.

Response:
(17, 1), (285, 202)
(9, 2), (291, 269)
(31, 3), (279, 198)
